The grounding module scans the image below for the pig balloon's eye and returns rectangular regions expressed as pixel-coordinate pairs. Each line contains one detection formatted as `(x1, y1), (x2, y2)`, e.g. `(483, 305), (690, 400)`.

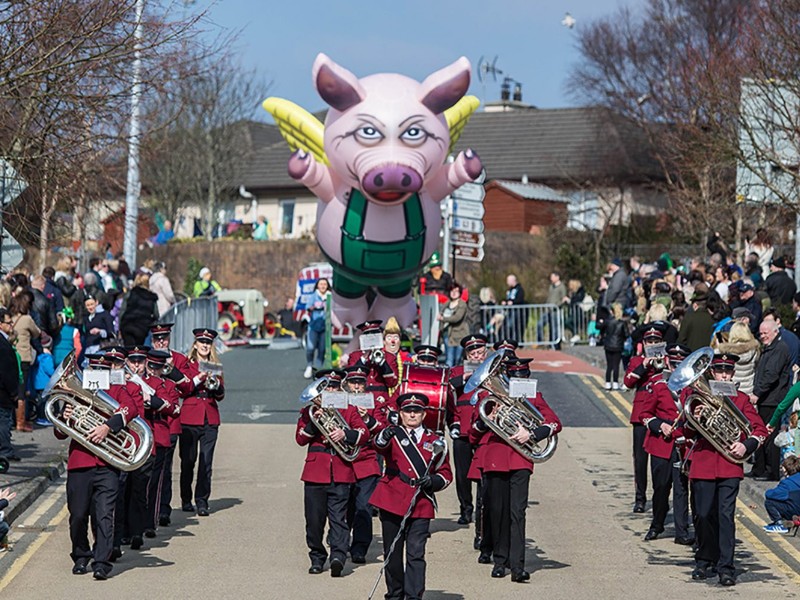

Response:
(401, 126), (427, 145)
(355, 126), (383, 143)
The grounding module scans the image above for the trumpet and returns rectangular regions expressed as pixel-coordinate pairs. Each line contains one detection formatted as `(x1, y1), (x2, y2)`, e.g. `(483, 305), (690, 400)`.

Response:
(124, 365), (156, 396)
(366, 348), (384, 365)
(206, 374), (221, 391)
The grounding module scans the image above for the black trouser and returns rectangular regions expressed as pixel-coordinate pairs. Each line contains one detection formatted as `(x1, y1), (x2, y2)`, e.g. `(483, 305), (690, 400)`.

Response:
(672, 449), (691, 539)
(0, 405), (14, 459)
(120, 324), (149, 347)
(632, 424), (649, 506)
(649, 454), (672, 532)
(604, 350), (622, 383)
(160, 434), (179, 519)
(380, 509), (430, 600)
(180, 423), (219, 509)
(475, 478), (486, 545)
(146, 446), (168, 531)
(304, 482), (351, 567)
(485, 469), (530, 572)
(753, 404), (781, 480)
(67, 466), (119, 574)
(114, 456), (154, 545)
(452, 437), (474, 516)
(348, 474), (378, 558)
(692, 478), (739, 576)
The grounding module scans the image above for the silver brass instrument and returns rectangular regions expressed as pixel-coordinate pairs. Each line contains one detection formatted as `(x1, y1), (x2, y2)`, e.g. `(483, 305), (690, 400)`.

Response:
(199, 361), (224, 391)
(667, 346), (752, 464)
(465, 351), (558, 463)
(124, 365), (156, 396)
(43, 352), (153, 471)
(300, 377), (360, 462)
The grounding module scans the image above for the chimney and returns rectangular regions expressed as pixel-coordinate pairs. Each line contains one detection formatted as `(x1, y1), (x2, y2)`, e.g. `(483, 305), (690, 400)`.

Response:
(513, 82), (522, 102)
(500, 77), (511, 101)
(521, 174), (529, 184)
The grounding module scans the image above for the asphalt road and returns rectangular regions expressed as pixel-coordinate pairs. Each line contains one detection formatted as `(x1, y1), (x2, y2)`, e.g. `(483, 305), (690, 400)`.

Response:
(1, 347), (800, 599)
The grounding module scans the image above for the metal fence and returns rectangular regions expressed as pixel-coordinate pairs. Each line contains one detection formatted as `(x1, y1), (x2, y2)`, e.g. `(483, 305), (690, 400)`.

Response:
(477, 302), (600, 347)
(159, 296), (218, 354)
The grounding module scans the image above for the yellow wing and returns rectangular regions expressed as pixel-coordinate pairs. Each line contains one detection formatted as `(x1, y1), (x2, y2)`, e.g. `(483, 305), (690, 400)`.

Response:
(262, 97), (329, 166)
(444, 95), (480, 153)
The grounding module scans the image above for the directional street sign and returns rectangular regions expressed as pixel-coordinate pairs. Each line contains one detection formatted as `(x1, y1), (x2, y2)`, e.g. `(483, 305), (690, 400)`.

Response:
(453, 200), (485, 220)
(451, 181), (485, 203)
(454, 246), (485, 262)
(452, 216), (484, 234)
(450, 231), (485, 247)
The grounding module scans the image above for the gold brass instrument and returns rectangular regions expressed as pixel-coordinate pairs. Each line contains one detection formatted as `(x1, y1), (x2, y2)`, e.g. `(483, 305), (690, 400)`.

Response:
(300, 377), (360, 462)
(667, 346), (752, 464)
(464, 351), (558, 463)
(43, 352), (154, 471)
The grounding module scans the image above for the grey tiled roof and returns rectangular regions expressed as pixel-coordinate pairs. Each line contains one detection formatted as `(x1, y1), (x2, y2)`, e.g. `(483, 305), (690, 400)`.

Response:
(493, 180), (569, 203)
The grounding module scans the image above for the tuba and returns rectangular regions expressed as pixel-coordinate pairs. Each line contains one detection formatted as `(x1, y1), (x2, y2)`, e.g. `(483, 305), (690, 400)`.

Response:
(465, 351), (558, 463)
(300, 377), (360, 462)
(44, 352), (153, 471)
(667, 346), (752, 464)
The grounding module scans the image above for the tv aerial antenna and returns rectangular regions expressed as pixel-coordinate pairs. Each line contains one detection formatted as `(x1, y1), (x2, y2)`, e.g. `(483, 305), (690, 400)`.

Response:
(476, 56), (503, 107)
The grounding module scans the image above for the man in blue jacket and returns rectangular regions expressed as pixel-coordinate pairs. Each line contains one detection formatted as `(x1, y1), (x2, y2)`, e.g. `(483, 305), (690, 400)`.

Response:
(763, 456), (800, 533)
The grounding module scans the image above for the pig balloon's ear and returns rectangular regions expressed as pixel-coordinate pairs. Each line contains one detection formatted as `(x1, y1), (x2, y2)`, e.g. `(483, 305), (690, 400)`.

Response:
(419, 57), (471, 115)
(312, 53), (366, 112)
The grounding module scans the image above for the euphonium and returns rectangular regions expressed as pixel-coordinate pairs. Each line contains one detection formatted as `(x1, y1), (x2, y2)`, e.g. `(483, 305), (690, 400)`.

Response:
(299, 377), (360, 462)
(44, 352), (154, 471)
(465, 351), (558, 463)
(667, 347), (752, 464)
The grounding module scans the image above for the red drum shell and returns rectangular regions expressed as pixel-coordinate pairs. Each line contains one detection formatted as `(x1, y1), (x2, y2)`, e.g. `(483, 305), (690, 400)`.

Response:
(399, 364), (449, 432)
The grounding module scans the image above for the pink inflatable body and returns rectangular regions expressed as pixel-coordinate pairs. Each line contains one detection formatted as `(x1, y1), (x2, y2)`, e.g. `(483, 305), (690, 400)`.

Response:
(264, 54), (481, 327)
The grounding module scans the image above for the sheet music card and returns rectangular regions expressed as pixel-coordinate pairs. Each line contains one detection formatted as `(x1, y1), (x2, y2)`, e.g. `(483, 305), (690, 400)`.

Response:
(109, 368), (126, 385)
(710, 381), (737, 397)
(644, 343), (667, 358)
(348, 393), (375, 409)
(83, 369), (110, 391)
(359, 333), (384, 352)
(321, 391), (349, 409)
(463, 361), (482, 376)
(509, 378), (537, 398)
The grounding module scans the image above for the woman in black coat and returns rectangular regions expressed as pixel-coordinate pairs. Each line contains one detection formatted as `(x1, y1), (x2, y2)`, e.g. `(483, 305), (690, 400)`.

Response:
(599, 302), (627, 390)
(119, 274), (159, 346)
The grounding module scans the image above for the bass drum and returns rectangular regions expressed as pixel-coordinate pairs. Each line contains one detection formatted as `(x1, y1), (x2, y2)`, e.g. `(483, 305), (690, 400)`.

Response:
(399, 363), (450, 432)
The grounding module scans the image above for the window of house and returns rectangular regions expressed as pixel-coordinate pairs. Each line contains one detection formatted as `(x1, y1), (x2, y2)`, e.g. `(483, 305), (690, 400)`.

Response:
(280, 199), (295, 236)
(567, 190), (599, 231)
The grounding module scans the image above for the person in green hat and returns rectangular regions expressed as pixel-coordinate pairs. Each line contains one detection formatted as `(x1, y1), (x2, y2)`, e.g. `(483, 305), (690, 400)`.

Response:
(418, 252), (453, 298)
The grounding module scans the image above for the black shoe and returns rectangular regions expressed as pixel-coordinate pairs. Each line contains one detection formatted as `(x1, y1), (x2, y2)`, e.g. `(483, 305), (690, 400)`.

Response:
(633, 502), (645, 513)
(719, 573), (736, 587)
(330, 557), (344, 577)
(72, 559), (89, 575)
(109, 547), (122, 562)
(351, 555), (366, 564)
(478, 552), (491, 564)
(197, 507), (210, 517)
(308, 564), (323, 575)
(674, 536), (695, 546)
(159, 516), (171, 527)
(691, 567), (707, 580)
(644, 528), (662, 541)
(457, 515), (470, 525)
(144, 529), (156, 538)
(93, 569), (109, 581)
(182, 502), (195, 512)
(491, 565), (506, 578)
(511, 569), (530, 583)
(473, 536), (482, 550)
(130, 536), (143, 550)
(120, 537), (131, 546)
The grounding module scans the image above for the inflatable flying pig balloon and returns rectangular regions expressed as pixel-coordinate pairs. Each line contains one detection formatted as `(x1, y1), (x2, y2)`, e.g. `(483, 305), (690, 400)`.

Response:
(263, 53), (482, 328)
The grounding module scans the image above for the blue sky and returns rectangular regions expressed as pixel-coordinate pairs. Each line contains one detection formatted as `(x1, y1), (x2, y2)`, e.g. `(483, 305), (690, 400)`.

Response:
(193, 0), (630, 118)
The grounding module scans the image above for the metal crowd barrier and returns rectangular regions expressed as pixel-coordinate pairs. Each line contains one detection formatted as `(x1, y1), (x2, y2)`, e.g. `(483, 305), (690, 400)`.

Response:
(561, 301), (598, 345)
(478, 303), (564, 347)
(159, 296), (218, 354)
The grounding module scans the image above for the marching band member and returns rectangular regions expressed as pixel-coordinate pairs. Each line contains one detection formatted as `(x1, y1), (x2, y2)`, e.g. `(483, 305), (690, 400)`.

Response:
(448, 334), (488, 526)
(56, 353), (142, 580)
(179, 328), (225, 517)
(370, 393), (452, 600)
(142, 349), (181, 537)
(623, 326), (666, 513)
(471, 357), (562, 583)
(346, 320), (399, 415)
(296, 371), (369, 577)
(640, 345), (691, 542)
(341, 365), (383, 564)
(149, 323), (190, 527)
(688, 353), (767, 586)
(665, 343), (694, 546)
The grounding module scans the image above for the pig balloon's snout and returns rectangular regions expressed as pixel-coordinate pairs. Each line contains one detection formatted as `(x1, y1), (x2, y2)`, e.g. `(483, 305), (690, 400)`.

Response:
(362, 164), (423, 203)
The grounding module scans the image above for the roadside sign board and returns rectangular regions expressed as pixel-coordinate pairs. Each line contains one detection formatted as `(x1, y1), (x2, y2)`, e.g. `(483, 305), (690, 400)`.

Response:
(454, 246), (485, 262)
(452, 216), (484, 234)
(451, 182), (485, 203)
(0, 159), (27, 206)
(1, 229), (24, 271)
(453, 200), (485, 220)
(450, 231), (484, 247)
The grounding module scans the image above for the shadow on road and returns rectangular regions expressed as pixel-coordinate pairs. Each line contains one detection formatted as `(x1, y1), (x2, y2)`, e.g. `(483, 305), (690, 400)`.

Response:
(525, 541), (570, 573)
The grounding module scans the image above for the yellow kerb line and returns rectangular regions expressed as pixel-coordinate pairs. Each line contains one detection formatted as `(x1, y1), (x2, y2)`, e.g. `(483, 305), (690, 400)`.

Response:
(580, 375), (628, 426)
(589, 374), (633, 411)
(737, 500), (800, 567)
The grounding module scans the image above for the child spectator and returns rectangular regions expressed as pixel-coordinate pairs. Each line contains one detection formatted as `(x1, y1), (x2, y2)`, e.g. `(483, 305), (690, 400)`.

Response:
(0, 487), (15, 551)
(33, 333), (55, 426)
(763, 455), (800, 533)
(53, 307), (80, 366)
